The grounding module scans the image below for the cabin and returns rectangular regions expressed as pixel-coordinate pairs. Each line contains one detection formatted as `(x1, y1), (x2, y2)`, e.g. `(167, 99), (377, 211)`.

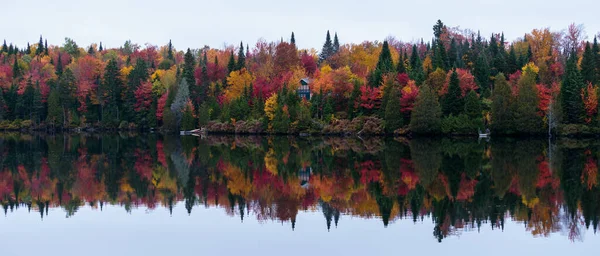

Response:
(297, 78), (311, 100)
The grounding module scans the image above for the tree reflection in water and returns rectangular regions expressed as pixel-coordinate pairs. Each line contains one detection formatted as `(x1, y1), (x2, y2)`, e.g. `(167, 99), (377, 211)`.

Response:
(0, 133), (599, 242)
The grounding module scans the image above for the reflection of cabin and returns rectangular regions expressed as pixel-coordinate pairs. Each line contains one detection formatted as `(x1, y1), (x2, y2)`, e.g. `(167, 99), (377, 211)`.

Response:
(298, 78), (311, 100)
(299, 166), (312, 189)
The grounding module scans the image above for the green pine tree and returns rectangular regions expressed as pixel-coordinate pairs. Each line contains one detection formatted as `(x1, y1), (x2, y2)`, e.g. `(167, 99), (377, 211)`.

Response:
(36, 35), (44, 55)
(369, 41), (395, 87)
(46, 88), (63, 128)
(56, 53), (63, 76)
(227, 50), (236, 74)
(473, 54), (490, 96)
(463, 90), (481, 120)
(384, 87), (403, 133)
(319, 31), (334, 63)
(100, 59), (122, 127)
(12, 57), (20, 78)
(442, 69), (464, 116)
(561, 50), (586, 124)
(290, 32), (296, 45)
(333, 32), (340, 53)
(409, 45), (425, 85)
(581, 42), (597, 85)
(410, 85), (441, 134)
(167, 40), (174, 60)
(236, 42), (245, 71)
(491, 73), (515, 133)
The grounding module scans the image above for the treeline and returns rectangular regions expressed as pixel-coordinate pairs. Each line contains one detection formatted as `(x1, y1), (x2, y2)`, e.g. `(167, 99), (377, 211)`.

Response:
(1, 134), (600, 242)
(0, 21), (599, 135)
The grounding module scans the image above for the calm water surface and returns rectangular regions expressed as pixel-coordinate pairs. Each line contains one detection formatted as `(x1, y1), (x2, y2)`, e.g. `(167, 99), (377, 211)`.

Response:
(0, 134), (599, 255)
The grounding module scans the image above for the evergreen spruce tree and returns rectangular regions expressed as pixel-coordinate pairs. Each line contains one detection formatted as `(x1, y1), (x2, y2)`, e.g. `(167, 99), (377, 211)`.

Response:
(183, 48), (196, 87)
(410, 85), (441, 134)
(12, 57), (20, 78)
(384, 87), (403, 133)
(44, 39), (48, 55)
(36, 35), (44, 55)
(32, 81), (43, 123)
(46, 88), (63, 128)
(463, 90), (481, 120)
(319, 31), (334, 63)
(506, 45), (518, 74)
(167, 40), (174, 60)
(1, 40), (7, 53)
(396, 51), (406, 74)
(561, 50), (586, 124)
(442, 69), (464, 116)
(236, 42), (245, 71)
(56, 53), (63, 76)
(227, 50), (236, 74)
(290, 32), (296, 45)
(433, 40), (448, 70)
(88, 45), (95, 55)
(409, 45), (425, 85)
(100, 59), (122, 127)
(473, 54), (490, 96)
(99, 42), (103, 52)
(333, 32), (340, 53)
(369, 41), (395, 87)
(448, 38), (458, 68)
(593, 37), (600, 81)
(491, 73), (515, 133)
(581, 42), (597, 85)
(26, 43), (31, 54)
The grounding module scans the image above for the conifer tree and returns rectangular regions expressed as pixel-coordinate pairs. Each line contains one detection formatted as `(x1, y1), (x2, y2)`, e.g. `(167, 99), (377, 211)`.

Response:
(333, 32), (340, 53)
(463, 90), (481, 119)
(319, 31), (334, 63)
(473, 54), (490, 95)
(409, 45), (425, 85)
(1, 40), (7, 53)
(44, 40), (48, 55)
(561, 50), (586, 124)
(26, 43), (31, 54)
(506, 45), (518, 74)
(581, 42), (597, 85)
(442, 69), (464, 116)
(167, 40), (174, 60)
(369, 41), (395, 87)
(491, 73), (514, 133)
(56, 53), (63, 76)
(448, 38), (458, 68)
(99, 42), (103, 52)
(12, 58), (20, 78)
(36, 35), (44, 55)
(227, 50), (236, 74)
(46, 88), (63, 128)
(384, 87), (403, 133)
(100, 59), (122, 127)
(397, 51), (406, 74)
(236, 42), (245, 71)
(290, 32), (296, 45)
(410, 85), (441, 134)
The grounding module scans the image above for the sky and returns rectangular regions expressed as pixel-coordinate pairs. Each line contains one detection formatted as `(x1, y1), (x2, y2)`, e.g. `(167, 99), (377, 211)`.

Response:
(2, 0), (600, 51)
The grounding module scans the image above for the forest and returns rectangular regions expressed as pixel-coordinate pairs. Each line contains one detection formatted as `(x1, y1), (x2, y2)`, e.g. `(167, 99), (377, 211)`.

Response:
(1, 134), (599, 242)
(0, 20), (599, 135)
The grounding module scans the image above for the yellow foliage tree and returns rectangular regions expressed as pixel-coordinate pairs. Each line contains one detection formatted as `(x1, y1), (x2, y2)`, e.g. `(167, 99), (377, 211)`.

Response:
(225, 68), (255, 101)
(264, 93), (278, 121)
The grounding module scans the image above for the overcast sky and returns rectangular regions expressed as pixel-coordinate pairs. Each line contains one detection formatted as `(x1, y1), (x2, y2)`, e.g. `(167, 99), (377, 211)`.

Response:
(3, 0), (599, 51)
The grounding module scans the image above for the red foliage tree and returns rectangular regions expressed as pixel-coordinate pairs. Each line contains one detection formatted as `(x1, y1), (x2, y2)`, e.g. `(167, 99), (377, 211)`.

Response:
(301, 51), (317, 76)
(400, 80), (419, 114)
(134, 81), (153, 112)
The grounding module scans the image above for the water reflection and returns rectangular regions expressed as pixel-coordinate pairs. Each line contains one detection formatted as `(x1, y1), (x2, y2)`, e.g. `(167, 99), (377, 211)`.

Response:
(0, 133), (599, 242)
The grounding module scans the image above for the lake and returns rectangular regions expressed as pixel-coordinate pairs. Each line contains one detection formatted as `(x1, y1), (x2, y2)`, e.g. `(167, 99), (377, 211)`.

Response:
(0, 133), (599, 255)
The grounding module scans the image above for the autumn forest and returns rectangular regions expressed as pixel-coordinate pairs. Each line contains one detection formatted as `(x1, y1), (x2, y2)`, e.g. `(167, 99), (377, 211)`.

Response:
(0, 20), (599, 135)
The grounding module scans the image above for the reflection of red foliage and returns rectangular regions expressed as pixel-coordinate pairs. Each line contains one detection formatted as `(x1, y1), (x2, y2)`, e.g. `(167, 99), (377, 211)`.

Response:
(359, 160), (381, 184)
